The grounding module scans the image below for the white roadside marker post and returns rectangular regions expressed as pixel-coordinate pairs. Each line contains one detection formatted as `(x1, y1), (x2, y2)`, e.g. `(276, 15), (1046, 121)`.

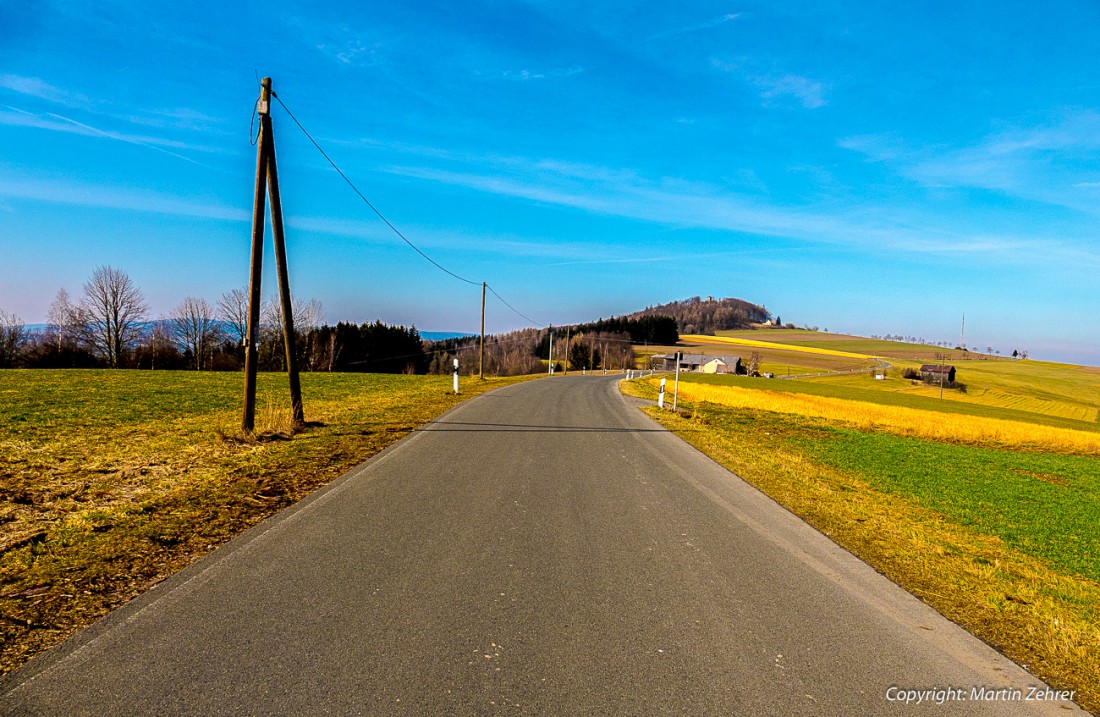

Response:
(673, 351), (681, 412)
(658, 377), (666, 409)
(453, 357), (460, 395)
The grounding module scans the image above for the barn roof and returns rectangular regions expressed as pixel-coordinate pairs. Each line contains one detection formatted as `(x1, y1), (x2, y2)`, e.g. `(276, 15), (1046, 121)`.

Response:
(920, 364), (956, 373)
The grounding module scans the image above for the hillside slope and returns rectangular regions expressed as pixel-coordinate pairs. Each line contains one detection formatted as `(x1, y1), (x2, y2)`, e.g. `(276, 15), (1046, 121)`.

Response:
(624, 296), (769, 334)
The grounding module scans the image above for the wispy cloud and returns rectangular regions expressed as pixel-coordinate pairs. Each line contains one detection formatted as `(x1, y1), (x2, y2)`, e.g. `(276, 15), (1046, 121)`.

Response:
(377, 155), (1097, 268)
(0, 74), (92, 108)
(755, 74), (826, 109)
(286, 214), (594, 262)
(840, 112), (1100, 214)
(316, 37), (380, 66)
(836, 133), (909, 163)
(499, 66), (586, 82)
(0, 72), (228, 161)
(649, 13), (740, 41)
(712, 61), (826, 109)
(0, 105), (219, 164)
(0, 171), (247, 222)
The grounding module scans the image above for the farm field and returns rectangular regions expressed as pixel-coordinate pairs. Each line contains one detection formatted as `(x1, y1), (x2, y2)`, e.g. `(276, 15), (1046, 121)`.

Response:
(716, 328), (966, 361)
(679, 373), (1100, 435)
(623, 339), (1100, 712)
(637, 338), (874, 375)
(682, 332), (875, 359)
(665, 328), (1100, 422)
(0, 369), (531, 675)
(802, 365), (1100, 424)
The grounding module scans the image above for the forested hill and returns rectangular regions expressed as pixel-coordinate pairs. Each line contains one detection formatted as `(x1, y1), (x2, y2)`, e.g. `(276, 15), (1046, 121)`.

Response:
(624, 296), (770, 334)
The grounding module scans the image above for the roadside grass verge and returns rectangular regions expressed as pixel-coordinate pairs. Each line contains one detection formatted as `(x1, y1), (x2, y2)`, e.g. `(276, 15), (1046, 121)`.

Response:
(0, 369), (532, 675)
(621, 379), (1100, 713)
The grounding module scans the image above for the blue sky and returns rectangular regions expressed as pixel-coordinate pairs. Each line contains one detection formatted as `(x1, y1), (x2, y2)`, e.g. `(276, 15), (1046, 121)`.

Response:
(2, 1), (1099, 365)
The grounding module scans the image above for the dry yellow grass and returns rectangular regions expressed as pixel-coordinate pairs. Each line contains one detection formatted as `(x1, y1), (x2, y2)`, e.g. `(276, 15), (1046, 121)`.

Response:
(665, 380), (1100, 455)
(0, 370), (535, 676)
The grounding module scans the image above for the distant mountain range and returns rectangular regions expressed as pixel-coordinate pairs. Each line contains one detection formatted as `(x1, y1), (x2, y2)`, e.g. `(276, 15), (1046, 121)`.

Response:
(420, 331), (474, 341)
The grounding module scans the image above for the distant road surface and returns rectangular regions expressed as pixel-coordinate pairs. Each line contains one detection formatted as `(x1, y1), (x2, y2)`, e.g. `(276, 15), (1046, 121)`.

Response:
(0, 375), (1083, 715)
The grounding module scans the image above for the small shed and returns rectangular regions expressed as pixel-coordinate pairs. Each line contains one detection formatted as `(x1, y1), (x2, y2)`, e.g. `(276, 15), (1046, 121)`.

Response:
(920, 364), (956, 383)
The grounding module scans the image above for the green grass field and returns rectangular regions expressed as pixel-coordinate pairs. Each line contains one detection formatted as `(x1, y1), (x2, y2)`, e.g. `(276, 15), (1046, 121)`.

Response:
(0, 369), (531, 675)
(800, 427), (1100, 581)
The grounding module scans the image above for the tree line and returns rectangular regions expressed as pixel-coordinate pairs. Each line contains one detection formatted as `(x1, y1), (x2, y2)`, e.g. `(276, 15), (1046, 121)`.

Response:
(426, 315), (675, 376)
(0, 265), (326, 370)
(4, 268), (729, 375)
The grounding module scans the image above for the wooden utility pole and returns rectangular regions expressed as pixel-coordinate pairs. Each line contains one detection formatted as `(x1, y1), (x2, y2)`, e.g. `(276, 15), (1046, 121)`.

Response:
(242, 77), (304, 433)
(479, 281), (486, 380)
(242, 80), (270, 433)
(563, 325), (570, 375)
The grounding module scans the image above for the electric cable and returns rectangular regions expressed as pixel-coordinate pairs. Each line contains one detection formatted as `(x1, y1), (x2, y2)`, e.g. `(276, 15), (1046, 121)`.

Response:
(270, 90), (480, 287)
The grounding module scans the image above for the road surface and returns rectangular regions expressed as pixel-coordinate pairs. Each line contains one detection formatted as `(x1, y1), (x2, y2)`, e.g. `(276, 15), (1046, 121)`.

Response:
(0, 375), (1083, 715)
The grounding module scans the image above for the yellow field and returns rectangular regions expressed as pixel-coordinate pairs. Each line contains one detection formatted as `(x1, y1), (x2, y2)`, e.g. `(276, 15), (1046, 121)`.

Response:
(680, 333), (875, 360)
(665, 380), (1100, 455)
(801, 358), (1100, 423)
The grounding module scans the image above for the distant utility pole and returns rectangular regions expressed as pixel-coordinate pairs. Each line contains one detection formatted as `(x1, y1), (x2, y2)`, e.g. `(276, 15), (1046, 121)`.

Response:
(939, 353), (946, 400)
(548, 326), (554, 375)
(479, 281), (486, 380)
(242, 77), (304, 433)
(563, 325), (570, 375)
(960, 313), (966, 350)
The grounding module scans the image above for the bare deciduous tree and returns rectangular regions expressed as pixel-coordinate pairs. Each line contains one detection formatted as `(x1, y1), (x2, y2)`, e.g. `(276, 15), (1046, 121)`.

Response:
(47, 288), (80, 353)
(262, 295), (325, 336)
(260, 295), (324, 369)
(0, 309), (27, 367)
(170, 297), (222, 370)
(144, 320), (177, 370)
(79, 265), (149, 368)
(216, 288), (249, 347)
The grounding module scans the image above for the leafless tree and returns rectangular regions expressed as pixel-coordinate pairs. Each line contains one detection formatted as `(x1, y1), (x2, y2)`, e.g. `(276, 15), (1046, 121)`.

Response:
(263, 296), (324, 333)
(262, 295), (323, 368)
(46, 288), (81, 353)
(144, 320), (177, 370)
(170, 297), (222, 370)
(0, 309), (27, 367)
(748, 351), (762, 376)
(216, 288), (249, 347)
(294, 297), (325, 332)
(79, 265), (149, 368)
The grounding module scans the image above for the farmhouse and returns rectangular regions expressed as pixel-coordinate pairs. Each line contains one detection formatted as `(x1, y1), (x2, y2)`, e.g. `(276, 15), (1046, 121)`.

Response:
(655, 353), (744, 374)
(920, 364), (957, 383)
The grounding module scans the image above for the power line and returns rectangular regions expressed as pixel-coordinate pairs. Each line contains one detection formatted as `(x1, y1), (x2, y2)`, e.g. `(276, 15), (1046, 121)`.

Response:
(269, 90), (479, 287)
(269, 88), (550, 330)
(486, 284), (545, 328)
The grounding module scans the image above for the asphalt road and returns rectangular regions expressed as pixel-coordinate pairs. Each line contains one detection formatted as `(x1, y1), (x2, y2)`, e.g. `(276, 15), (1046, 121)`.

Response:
(0, 375), (1084, 715)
